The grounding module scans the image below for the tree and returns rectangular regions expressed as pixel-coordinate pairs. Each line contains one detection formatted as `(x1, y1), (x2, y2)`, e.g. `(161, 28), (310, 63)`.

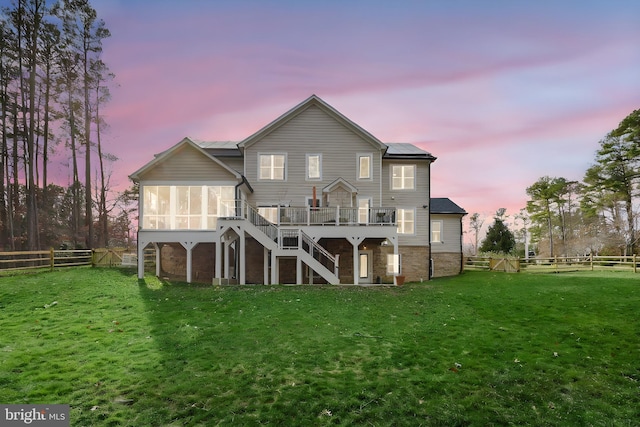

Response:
(55, 0), (110, 248)
(479, 209), (515, 254)
(468, 212), (484, 255)
(0, 0), (115, 250)
(514, 208), (531, 258)
(526, 177), (561, 256)
(611, 109), (640, 145)
(583, 133), (639, 255)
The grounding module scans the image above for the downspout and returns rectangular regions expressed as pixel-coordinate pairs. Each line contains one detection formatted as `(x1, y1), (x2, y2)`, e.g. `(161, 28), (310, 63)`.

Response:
(379, 149), (383, 207)
(235, 175), (254, 216)
(427, 162), (432, 279)
(460, 215), (464, 274)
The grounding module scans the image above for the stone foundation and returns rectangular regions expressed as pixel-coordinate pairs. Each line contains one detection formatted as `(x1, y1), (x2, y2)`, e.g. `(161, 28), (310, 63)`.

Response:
(157, 238), (449, 284)
(431, 252), (463, 277)
(159, 242), (217, 282)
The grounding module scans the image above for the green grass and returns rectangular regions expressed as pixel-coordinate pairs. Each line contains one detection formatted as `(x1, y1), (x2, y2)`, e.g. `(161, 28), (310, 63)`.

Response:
(0, 268), (638, 426)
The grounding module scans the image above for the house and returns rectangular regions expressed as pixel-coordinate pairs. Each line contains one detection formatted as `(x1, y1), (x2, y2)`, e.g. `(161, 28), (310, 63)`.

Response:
(430, 197), (467, 277)
(129, 95), (466, 285)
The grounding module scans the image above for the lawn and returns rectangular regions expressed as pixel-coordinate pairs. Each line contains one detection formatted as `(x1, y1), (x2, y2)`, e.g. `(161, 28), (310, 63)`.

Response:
(0, 268), (638, 426)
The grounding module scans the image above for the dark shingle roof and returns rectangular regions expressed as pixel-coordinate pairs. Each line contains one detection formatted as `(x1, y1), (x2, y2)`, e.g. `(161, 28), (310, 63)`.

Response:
(430, 198), (467, 215)
(385, 143), (436, 160)
(192, 139), (242, 157)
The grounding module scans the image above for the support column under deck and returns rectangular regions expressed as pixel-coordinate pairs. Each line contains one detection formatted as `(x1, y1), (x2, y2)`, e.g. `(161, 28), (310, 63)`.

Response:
(347, 236), (365, 285)
(180, 241), (198, 283)
(264, 248), (269, 285)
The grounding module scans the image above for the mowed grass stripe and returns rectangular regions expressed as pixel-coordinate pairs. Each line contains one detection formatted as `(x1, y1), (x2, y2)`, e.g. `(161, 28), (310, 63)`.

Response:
(0, 268), (638, 425)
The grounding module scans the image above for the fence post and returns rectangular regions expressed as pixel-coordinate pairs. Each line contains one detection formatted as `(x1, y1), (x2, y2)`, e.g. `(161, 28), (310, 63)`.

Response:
(50, 247), (55, 271)
(634, 254), (637, 274)
(91, 249), (96, 267)
(590, 254), (594, 271)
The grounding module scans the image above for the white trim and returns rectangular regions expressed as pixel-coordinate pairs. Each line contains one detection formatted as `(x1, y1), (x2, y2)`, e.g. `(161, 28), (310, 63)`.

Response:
(387, 253), (401, 275)
(397, 208), (416, 235)
(306, 153), (322, 181)
(391, 164), (416, 191)
(305, 196), (322, 208)
(357, 153), (373, 181)
(141, 184), (235, 230)
(357, 196), (372, 224)
(431, 219), (444, 243)
(258, 152), (287, 181)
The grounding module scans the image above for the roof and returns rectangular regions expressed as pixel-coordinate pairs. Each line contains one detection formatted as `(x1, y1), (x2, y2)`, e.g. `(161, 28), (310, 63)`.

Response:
(430, 198), (467, 215)
(191, 139), (242, 157)
(385, 143), (436, 161)
(129, 137), (244, 182)
(238, 94), (387, 151)
(323, 177), (358, 194)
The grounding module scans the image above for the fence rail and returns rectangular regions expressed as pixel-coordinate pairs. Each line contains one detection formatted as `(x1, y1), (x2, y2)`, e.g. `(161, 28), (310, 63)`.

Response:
(0, 248), (152, 273)
(465, 255), (640, 273)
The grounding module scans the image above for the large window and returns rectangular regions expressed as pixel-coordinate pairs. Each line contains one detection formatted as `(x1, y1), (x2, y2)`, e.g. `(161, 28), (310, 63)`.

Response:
(258, 207), (278, 224)
(357, 154), (372, 180)
(306, 154), (322, 180)
(431, 220), (443, 243)
(259, 154), (286, 180)
(387, 253), (401, 275)
(397, 208), (415, 234)
(142, 185), (234, 230)
(392, 165), (415, 190)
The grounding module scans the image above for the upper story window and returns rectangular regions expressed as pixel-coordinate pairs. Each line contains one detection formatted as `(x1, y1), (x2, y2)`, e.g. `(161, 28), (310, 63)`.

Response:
(397, 208), (415, 234)
(259, 153), (286, 180)
(392, 165), (415, 190)
(431, 220), (443, 243)
(306, 154), (322, 180)
(357, 153), (372, 180)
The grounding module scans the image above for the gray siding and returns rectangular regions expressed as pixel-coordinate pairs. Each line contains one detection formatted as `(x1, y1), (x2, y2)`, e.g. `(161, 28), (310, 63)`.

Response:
(244, 105), (384, 207)
(382, 159), (431, 246)
(431, 214), (463, 253)
(217, 157), (244, 174)
(139, 144), (238, 182)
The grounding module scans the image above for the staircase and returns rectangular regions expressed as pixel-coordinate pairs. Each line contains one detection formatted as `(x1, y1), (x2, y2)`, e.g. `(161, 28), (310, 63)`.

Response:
(225, 201), (340, 284)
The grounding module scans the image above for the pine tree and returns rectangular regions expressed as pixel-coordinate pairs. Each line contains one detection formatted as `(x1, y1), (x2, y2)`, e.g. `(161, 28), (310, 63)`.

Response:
(480, 211), (515, 254)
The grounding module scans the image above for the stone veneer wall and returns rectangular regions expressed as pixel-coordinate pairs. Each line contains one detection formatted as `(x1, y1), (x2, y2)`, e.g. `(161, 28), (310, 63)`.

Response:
(378, 245), (430, 283)
(431, 252), (463, 277)
(158, 239), (444, 284)
(159, 242), (217, 282)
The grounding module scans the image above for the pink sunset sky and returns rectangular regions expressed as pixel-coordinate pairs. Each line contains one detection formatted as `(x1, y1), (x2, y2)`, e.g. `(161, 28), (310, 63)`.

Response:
(64, 0), (639, 235)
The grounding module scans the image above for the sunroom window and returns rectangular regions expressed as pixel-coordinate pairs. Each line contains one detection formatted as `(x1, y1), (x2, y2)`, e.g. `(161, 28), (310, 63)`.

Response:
(142, 185), (234, 230)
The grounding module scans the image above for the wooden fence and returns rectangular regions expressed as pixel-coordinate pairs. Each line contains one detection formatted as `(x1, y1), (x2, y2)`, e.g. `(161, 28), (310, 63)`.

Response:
(465, 255), (640, 273)
(0, 248), (147, 273)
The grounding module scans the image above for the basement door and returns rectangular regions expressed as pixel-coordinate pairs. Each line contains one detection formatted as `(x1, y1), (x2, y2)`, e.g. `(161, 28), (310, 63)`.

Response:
(358, 250), (373, 283)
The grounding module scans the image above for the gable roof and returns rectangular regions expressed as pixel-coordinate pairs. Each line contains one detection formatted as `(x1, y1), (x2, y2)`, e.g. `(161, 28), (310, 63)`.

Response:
(237, 94), (387, 151)
(129, 137), (244, 182)
(323, 177), (358, 194)
(430, 198), (467, 215)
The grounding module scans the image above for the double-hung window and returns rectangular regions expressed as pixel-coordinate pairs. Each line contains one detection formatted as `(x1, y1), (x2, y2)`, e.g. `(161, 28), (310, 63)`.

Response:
(431, 220), (443, 243)
(392, 165), (415, 190)
(397, 208), (415, 234)
(259, 154), (286, 180)
(357, 153), (372, 180)
(306, 154), (322, 180)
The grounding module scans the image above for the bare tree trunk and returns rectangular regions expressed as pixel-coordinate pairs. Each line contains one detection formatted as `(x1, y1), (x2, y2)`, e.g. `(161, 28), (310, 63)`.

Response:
(95, 86), (107, 247)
